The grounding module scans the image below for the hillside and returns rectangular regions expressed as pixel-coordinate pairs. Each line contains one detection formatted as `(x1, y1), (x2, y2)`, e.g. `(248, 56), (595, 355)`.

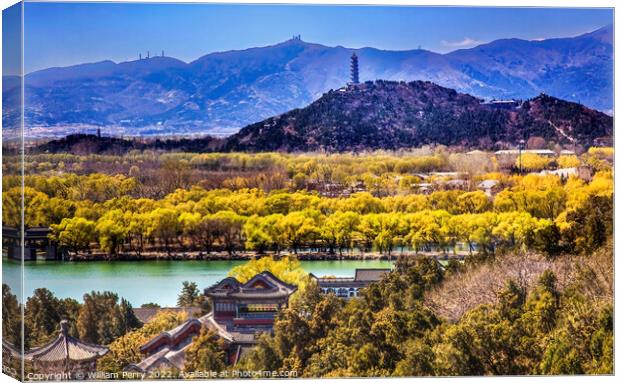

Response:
(7, 25), (613, 137)
(225, 80), (613, 152)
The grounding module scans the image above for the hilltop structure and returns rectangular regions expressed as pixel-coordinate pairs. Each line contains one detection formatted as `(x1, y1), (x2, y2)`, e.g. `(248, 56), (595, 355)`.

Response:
(349, 52), (359, 85)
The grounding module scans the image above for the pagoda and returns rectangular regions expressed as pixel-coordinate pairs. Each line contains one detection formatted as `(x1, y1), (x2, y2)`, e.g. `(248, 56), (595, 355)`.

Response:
(24, 320), (108, 375)
(349, 52), (360, 85)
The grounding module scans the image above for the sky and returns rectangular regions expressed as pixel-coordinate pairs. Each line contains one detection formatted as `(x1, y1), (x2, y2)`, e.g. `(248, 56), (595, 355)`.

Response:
(21, 2), (614, 73)
(2, 2), (21, 76)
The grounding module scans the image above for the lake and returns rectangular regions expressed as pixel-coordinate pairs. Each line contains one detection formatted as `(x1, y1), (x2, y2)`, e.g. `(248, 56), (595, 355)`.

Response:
(1, 258), (394, 306)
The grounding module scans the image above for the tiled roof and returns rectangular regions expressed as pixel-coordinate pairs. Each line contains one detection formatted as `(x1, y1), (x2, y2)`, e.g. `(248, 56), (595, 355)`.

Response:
(133, 307), (202, 324)
(129, 313), (235, 373)
(354, 268), (390, 281)
(2, 339), (21, 358)
(24, 321), (108, 362)
(139, 318), (201, 353)
(129, 347), (178, 372)
(312, 268), (391, 288)
(205, 271), (297, 299)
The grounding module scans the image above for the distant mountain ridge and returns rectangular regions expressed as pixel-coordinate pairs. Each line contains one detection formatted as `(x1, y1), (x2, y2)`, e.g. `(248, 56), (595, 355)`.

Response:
(226, 80), (613, 152)
(7, 24), (613, 137)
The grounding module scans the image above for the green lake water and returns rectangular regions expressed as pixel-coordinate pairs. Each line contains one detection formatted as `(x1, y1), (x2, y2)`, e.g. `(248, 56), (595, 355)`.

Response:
(1, 259), (394, 306)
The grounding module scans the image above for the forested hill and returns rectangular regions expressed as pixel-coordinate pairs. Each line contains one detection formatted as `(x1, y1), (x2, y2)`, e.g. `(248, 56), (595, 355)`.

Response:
(225, 80), (612, 152)
(34, 133), (223, 155)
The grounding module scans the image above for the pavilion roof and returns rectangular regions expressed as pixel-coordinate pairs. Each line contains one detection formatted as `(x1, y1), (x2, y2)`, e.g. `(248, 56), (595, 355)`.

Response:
(2, 339), (21, 358)
(205, 271), (297, 299)
(24, 321), (108, 363)
(129, 313), (235, 373)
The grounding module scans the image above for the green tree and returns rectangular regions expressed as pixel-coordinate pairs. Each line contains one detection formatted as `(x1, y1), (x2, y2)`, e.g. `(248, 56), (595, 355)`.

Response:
(77, 291), (141, 345)
(2, 284), (24, 348)
(184, 328), (227, 372)
(24, 288), (71, 346)
(177, 281), (210, 312)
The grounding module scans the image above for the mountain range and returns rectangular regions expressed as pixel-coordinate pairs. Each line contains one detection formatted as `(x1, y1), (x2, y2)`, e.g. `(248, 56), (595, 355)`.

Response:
(6, 24), (613, 137)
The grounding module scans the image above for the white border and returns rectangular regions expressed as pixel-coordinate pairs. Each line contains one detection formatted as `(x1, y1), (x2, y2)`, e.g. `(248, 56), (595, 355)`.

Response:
(0, 1), (617, 383)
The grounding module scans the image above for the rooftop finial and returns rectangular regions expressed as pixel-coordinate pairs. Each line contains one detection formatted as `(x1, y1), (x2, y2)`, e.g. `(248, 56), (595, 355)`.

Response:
(60, 320), (69, 336)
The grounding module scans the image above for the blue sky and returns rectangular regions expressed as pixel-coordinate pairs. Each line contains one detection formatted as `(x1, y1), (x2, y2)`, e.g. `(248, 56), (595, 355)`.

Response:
(2, 2), (21, 76)
(23, 2), (613, 73)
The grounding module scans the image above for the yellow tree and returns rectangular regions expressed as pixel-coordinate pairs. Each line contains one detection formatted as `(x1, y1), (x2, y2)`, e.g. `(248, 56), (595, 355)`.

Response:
(50, 217), (97, 255)
(457, 191), (492, 214)
(276, 210), (319, 253)
(557, 155), (580, 168)
(228, 256), (309, 291)
(516, 153), (551, 171)
(96, 210), (128, 255)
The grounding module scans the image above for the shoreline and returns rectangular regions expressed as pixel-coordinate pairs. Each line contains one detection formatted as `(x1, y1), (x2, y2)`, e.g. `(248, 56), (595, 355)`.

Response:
(5, 250), (468, 263)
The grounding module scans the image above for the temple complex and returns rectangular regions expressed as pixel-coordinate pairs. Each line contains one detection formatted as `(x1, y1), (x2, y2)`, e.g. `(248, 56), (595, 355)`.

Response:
(128, 271), (297, 372)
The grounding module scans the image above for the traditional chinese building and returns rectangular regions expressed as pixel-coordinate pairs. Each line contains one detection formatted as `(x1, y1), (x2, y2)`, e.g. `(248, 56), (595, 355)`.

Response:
(311, 268), (391, 298)
(206, 271), (297, 334)
(127, 272), (297, 372)
(24, 320), (108, 375)
(2, 226), (60, 261)
(126, 313), (234, 373)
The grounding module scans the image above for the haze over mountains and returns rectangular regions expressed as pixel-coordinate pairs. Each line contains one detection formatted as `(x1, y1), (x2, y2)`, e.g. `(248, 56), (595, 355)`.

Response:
(7, 24), (613, 137)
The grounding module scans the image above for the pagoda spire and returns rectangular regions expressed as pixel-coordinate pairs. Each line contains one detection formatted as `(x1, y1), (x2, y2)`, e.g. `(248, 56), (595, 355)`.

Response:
(350, 52), (359, 85)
